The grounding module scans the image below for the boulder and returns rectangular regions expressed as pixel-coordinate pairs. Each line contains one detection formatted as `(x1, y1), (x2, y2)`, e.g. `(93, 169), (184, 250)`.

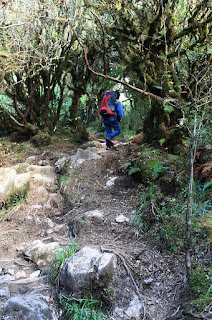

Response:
(60, 246), (115, 297)
(0, 168), (17, 202)
(69, 148), (101, 165)
(3, 294), (57, 320)
(26, 165), (56, 187)
(0, 168), (29, 204)
(23, 240), (60, 268)
(84, 210), (104, 223)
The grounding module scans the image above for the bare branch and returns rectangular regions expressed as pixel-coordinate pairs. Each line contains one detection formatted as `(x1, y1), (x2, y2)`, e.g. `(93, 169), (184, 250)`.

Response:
(83, 47), (164, 103)
(0, 104), (24, 127)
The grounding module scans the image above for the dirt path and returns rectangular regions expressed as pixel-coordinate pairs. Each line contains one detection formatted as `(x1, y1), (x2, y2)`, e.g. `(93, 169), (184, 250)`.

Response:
(58, 140), (185, 319)
(0, 138), (185, 319)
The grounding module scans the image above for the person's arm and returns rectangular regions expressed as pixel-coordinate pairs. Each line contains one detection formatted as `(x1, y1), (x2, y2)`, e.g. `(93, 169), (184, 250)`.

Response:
(116, 101), (123, 122)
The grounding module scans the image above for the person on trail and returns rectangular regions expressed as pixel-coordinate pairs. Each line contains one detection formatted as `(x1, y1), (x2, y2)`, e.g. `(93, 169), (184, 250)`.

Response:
(99, 90), (123, 150)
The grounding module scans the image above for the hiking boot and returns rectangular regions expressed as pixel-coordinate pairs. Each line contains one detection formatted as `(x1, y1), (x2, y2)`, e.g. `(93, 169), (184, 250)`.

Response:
(106, 137), (114, 146)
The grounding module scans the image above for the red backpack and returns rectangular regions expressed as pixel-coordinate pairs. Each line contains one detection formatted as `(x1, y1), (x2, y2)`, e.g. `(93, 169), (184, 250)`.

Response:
(99, 90), (117, 117)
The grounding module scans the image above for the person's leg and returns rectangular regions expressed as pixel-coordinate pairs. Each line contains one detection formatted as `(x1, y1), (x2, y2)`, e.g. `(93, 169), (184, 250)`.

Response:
(104, 123), (112, 147)
(109, 118), (121, 139)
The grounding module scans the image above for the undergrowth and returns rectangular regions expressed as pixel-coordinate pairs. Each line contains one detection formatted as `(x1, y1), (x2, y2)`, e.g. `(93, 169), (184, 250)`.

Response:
(185, 266), (212, 312)
(49, 241), (78, 285)
(59, 295), (107, 320)
(130, 145), (211, 314)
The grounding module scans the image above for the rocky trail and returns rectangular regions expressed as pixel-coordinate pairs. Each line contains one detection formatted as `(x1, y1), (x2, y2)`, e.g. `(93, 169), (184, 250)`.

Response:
(0, 138), (185, 320)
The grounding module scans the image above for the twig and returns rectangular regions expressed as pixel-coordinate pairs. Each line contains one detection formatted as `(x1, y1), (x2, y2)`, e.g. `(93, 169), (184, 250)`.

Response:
(182, 310), (211, 320)
(100, 246), (142, 301)
(162, 306), (181, 320)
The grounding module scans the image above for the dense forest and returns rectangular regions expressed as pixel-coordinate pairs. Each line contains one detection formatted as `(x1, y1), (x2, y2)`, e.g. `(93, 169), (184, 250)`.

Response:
(0, 0), (211, 319)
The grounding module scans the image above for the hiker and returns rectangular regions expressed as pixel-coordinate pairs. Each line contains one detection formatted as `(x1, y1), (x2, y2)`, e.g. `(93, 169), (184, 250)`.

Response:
(99, 90), (123, 150)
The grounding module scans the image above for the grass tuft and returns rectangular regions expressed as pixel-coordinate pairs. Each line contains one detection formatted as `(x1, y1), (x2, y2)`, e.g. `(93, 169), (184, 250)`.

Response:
(59, 295), (107, 320)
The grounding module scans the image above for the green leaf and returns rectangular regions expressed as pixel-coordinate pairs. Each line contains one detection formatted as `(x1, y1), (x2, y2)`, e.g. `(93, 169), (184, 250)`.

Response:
(164, 105), (174, 113)
(158, 55), (167, 60)
(154, 85), (162, 90)
(174, 82), (181, 88)
(123, 161), (131, 168)
(128, 167), (141, 175)
(159, 138), (165, 146)
(164, 74), (172, 78)
(159, 30), (166, 35)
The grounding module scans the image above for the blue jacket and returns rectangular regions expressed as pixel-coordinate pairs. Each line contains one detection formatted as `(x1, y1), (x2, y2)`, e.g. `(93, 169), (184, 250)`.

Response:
(115, 101), (123, 122)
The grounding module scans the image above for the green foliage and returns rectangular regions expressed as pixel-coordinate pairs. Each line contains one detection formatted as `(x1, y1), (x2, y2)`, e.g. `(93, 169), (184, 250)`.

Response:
(59, 295), (107, 320)
(186, 267), (212, 312)
(134, 158), (168, 182)
(49, 242), (78, 284)
(164, 105), (174, 113)
(7, 186), (28, 208)
(59, 173), (70, 188)
(134, 178), (211, 253)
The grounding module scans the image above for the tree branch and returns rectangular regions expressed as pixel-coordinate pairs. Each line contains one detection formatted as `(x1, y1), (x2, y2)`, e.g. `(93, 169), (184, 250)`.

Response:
(172, 14), (212, 42)
(91, 12), (108, 75)
(83, 47), (164, 103)
(0, 104), (24, 127)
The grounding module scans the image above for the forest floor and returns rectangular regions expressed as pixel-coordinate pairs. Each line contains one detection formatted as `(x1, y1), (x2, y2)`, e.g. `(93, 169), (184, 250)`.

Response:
(0, 135), (187, 319)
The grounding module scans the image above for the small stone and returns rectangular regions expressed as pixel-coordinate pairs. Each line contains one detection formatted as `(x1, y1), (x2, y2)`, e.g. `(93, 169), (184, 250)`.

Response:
(115, 215), (130, 223)
(84, 210), (104, 223)
(143, 277), (154, 285)
(43, 218), (54, 228)
(15, 270), (27, 280)
(25, 156), (37, 164)
(30, 270), (41, 278)
(46, 224), (66, 235)
(125, 295), (143, 319)
(106, 177), (118, 187)
(19, 287), (28, 294)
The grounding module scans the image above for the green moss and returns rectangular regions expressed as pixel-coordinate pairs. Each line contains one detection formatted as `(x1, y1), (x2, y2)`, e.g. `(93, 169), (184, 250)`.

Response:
(186, 267), (212, 312)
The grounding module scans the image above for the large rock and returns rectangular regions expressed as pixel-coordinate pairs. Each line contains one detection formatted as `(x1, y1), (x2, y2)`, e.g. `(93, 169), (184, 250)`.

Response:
(3, 294), (57, 320)
(0, 164), (56, 204)
(60, 246), (115, 297)
(0, 168), (30, 203)
(0, 168), (17, 202)
(26, 165), (56, 187)
(69, 148), (101, 165)
(23, 240), (60, 268)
